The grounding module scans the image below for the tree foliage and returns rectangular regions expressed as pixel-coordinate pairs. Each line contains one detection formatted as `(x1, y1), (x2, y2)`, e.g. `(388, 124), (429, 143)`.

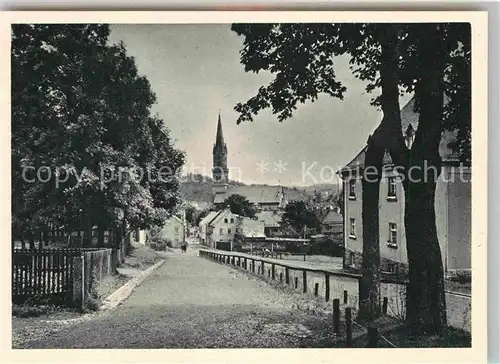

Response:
(231, 23), (470, 160)
(217, 194), (257, 218)
(232, 22), (471, 335)
(280, 200), (321, 235)
(12, 24), (185, 241)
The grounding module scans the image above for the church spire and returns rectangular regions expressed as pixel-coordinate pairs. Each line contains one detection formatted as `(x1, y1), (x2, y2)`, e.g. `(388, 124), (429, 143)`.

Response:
(212, 112), (228, 194)
(215, 111), (225, 149)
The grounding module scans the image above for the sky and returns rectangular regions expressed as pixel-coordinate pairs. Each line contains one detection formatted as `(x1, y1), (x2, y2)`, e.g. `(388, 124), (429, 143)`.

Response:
(108, 24), (412, 187)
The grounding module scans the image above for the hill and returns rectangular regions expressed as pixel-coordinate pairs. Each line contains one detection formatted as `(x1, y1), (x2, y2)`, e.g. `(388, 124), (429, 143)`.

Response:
(179, 175), (339, 209)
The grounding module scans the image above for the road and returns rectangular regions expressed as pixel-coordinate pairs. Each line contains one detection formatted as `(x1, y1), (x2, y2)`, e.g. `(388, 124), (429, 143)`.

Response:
(20, 245), (335, 349)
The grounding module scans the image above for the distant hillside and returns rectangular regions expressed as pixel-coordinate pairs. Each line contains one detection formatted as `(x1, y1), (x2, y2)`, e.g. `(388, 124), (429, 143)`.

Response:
(179, 174), (244, 205)
(179, 176), (339, 209)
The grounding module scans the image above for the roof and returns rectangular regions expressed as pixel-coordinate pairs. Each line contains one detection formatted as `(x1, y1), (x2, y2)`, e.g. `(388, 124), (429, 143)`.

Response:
(256, 211), (282, 228)
(199, 211), (220, 227)
(209, 208), (239, 227)
(322, 210), (343, 224)
(239, 217), (266, 238)
(338, 96), (461, 174)
(213, 185), (284, 205)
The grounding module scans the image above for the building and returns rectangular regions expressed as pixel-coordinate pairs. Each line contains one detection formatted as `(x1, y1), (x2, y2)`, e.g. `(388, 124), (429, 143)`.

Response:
(338, 97), (471, 276)
(211, 114), (286, 211)
(157, 215), (185, 248)
(255, 210), (282, 237)
(206, 208), (240, 250)
(198, 210), (220, 246)
(131, 229), (148, 245)
(320, 208), (343, 241)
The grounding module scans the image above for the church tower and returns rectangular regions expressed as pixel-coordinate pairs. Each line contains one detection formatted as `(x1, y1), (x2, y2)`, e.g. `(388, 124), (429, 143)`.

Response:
(212, 113), (228, 195)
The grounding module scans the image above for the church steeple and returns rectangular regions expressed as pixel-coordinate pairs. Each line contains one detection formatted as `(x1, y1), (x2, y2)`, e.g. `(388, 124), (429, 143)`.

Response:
(214, 112), (225, 151)
(212, 112), (228, 194)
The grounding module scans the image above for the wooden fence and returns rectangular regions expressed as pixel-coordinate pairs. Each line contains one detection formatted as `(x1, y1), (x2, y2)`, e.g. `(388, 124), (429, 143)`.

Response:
(12, 247), (113, 308)
(199, 248), (471, 333)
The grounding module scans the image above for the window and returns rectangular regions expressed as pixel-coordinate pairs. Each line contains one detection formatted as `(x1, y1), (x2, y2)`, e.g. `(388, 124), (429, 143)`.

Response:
(349, 218), (356, 238)
(174, 227), (179, 234)
(224, 218), (228, 223)
(220, 228), (223, 235)
(228, 228), (232, 234)
(349, 179), (356, 199)
(388, 177), (397, 199)
(388, 223), (397, 247)
(349, 252), (356, 267)
(230, 218), (234, 223)
(387, 262), (396, 273)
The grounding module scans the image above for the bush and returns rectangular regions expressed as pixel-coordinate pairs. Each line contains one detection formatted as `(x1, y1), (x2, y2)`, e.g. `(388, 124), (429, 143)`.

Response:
(12, 304), (55, 317)
(84, 296), (101, 312)
(449, 270), (471, 284)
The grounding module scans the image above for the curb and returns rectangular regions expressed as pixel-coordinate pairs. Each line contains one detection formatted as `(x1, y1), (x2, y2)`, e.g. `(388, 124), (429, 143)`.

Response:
(100, 259), (165, 311)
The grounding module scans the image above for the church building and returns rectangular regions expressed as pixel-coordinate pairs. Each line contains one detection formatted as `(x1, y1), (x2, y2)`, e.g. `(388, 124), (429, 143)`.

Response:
(211, 114), (286, 211)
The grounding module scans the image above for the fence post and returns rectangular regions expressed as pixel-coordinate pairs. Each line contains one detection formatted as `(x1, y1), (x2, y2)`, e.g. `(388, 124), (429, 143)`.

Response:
(333, 299), (340, 335)
(302, 270), (307, 293)
(271, 264), (275, 280)
(344, 290), (348, 304)
(383, 297), (388, 315)
(345, 307), (353, 347)
(294, 276), (298, 289)
(72, 255), (85, 310)
(367, 326), (378, 348)
(325, 273), (330, 302)
(261, 261), (265, 275)
(314, 283), (319, 296)
(285, 267), (290, 284)
(279, 272), (283, 282)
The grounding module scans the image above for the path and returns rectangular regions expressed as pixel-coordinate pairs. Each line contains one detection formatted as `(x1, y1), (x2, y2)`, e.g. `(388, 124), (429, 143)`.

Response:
(20, 245), (335, 349)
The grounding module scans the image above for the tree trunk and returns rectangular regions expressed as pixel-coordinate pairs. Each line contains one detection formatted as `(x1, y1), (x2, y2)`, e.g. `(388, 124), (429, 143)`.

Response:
(97, 225), (105, 247)
(403, 23), (447, 335)
(358, 24), (404, 321)
(404, 180), (447, 335)
(358, 137), (385, 321)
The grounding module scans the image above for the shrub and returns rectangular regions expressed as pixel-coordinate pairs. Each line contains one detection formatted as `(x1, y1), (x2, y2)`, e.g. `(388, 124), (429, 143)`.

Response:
(84, 296), (101, 312)
(449, 270), (471, 284)
(12, 304), (53, 317)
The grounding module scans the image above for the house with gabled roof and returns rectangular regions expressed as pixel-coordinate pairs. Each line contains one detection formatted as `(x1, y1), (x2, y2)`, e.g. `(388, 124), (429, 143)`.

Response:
(204, 208), (240, 250)
(198, 210), (220, 246)
(320, 208), (343, 240)
(338, 97), (471, 277)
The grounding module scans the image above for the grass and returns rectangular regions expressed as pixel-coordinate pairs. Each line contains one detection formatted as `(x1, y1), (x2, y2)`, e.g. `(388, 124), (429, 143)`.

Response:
(445, 280), (471, 295)
(13, 304), (60, 318)
(122, 242), (162, 270)
(375, 325), (472, 348)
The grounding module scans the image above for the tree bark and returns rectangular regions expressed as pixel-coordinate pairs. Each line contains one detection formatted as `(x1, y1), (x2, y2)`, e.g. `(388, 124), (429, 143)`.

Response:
(358, 138), (385, 321)
(404, 179), (447, 334)
(97, 224), (105, 247)
(403, 24), (448, 335)
(358, 24), (404, 321)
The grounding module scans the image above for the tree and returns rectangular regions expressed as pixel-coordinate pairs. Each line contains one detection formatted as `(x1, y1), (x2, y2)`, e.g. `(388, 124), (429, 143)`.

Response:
(281, 200), (321, 235)
(195, 209), (210, 226)
(185, 206), (197, 225)
(231, 23), (470, 334)
(11, 24), (185, 250)
(217, 194), (257, 218)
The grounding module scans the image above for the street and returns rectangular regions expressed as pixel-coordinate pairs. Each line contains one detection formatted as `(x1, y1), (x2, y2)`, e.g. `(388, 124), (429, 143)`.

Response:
(20, 245), (334, 349)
